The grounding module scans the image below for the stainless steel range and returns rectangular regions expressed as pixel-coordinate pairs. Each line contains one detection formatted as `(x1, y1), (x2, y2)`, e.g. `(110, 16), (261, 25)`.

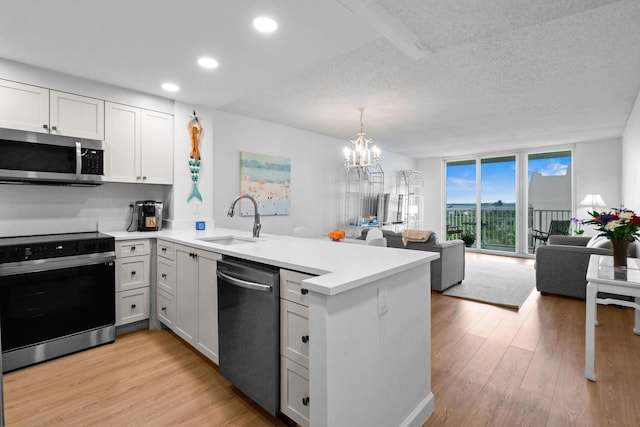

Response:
(0, 232), (116, 372)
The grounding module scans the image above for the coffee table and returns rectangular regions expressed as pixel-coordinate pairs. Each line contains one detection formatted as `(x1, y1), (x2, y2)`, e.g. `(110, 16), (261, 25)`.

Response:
(585, 255), (640, 381)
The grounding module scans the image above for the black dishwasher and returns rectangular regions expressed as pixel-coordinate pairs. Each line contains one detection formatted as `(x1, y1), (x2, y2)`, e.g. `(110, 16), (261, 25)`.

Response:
(216, 257), (280, 416)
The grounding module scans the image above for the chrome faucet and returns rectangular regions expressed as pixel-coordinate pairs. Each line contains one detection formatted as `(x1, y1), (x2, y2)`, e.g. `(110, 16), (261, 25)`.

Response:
(227, 194), (262, 238)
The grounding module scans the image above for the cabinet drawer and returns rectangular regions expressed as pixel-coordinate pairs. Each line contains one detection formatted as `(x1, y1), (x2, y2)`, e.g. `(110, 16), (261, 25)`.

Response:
(157, 256), (176, 295)
(281, 299), (309, 368)
(116, 239), (150, 257)
(116, 287), (150, 326)
(280, 269), (313, 306)
(281, 356), (310, 427)
(157, 289), (175, 327)
(157, 240), (175, 260)
(116, 255), (150, 291)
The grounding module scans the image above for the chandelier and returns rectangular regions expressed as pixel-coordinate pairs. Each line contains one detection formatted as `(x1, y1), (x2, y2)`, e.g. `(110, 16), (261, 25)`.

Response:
(343, 108), (381, 168)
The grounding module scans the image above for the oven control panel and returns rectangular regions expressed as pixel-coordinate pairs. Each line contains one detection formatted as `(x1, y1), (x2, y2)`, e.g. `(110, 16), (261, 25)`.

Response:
(0, 232), (115, 263)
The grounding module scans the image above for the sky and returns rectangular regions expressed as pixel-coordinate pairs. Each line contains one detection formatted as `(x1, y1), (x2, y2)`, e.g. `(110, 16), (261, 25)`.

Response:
(446, 154), (572, 205)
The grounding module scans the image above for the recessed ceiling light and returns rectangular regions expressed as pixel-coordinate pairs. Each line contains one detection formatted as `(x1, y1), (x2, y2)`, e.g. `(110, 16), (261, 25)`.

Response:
(161, 82), (180, 92)
(198, 57), (219, 69)
(253, 16), (278, 33)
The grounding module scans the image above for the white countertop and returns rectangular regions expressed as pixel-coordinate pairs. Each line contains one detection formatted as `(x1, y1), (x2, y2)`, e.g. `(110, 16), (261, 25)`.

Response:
(106, 227), (438, 296)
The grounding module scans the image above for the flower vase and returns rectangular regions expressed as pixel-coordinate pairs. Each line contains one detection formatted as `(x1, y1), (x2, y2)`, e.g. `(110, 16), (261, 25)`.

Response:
(610, 239), (629, 269)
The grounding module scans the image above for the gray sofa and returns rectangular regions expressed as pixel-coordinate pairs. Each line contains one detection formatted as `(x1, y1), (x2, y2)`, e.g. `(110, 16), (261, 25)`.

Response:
(535, 235), (638, 299)
(360, 229), (465, 292)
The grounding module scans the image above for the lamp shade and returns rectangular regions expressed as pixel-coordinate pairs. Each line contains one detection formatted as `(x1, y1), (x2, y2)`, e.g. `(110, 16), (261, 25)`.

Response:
(578, 194), (607, 208)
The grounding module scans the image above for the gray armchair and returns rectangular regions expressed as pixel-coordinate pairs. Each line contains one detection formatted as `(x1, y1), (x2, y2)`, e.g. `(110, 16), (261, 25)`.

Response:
(360, 229), (465, 292)
(535, 235), (638, 299)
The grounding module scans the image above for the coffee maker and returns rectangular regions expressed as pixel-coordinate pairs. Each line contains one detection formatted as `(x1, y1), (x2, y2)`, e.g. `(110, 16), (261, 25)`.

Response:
(136, 200), (163, 231)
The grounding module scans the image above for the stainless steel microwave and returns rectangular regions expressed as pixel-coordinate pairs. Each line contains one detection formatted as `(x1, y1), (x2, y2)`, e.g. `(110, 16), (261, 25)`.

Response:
(0, 128), (104, 185)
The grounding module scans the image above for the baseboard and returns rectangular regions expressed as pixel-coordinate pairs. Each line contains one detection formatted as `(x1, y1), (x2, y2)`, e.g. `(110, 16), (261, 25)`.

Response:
(400, 392), (435, 427)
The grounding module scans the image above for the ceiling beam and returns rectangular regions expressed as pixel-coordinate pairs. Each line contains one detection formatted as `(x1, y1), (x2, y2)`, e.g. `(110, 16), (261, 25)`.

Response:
(337, 0), (432, 60)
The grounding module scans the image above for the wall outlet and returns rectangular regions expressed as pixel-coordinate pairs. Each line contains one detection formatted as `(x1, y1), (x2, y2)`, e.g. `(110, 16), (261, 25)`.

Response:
(196, 221), (206, 230)
(378, 287), (388, 316)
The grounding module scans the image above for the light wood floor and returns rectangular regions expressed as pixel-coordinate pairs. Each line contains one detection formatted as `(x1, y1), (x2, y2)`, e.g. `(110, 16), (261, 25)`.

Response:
(4, 255), (640, 426)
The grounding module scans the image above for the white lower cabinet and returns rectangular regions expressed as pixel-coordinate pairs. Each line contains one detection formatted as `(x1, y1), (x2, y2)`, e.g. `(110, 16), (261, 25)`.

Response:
(174, 243), (221, 363)
(157, 288), (175, 327)
(116, 287), (150, 325)
(156, 240), (176, 327)
(280, 269), (312, 427)
(115, 240), (151, 326)
(281, 356), (310, 425)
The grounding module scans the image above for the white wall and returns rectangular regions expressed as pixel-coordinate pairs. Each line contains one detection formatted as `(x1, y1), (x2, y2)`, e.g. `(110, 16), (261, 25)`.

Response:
(574, 138), (622, 236)
(165, 102), (216, 230)
(0, 183), (169, 237)
(622, 90), (640, 209)
(207, 110), (416, 237)
(417, 157), (443, 235)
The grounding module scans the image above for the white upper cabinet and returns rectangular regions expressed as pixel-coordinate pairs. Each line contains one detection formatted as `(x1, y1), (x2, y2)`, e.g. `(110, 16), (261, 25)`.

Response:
(49, 90), (104, 140)
(104, 102), (140, 183)
(104, 102), (173, 184)
(0, 80), (49, 134)
(140, 109), (174, 185)
(0, 79), (105, 140)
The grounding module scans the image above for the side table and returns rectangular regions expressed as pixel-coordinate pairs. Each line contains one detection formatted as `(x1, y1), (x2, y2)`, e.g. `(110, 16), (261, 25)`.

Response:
(585, 255), (640, 381)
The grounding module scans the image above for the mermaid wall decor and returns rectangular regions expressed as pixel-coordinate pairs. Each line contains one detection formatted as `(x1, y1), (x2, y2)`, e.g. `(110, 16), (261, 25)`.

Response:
(187, 110), (203, 202)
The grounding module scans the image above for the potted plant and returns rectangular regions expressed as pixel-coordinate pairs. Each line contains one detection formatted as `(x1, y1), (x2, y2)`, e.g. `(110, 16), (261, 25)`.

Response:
(461, 233), (475, 247)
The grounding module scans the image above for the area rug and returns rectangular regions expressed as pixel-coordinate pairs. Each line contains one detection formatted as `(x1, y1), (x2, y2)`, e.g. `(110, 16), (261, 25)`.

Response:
(442, 257), (535, 310)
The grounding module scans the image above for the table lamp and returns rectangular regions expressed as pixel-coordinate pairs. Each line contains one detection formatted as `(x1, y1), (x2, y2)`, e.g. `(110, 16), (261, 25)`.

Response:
(578, 194), (607, 210)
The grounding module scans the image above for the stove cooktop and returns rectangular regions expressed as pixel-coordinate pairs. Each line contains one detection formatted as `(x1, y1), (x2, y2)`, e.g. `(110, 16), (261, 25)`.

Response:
(0, 232), (115, 263)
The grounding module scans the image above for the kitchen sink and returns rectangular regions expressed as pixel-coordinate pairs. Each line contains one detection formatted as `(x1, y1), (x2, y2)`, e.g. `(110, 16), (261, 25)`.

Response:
(197, 236), (258, 245)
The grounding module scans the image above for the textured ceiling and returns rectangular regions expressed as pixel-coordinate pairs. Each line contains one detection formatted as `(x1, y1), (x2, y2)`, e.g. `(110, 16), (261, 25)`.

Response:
(1, 0), (639, 158)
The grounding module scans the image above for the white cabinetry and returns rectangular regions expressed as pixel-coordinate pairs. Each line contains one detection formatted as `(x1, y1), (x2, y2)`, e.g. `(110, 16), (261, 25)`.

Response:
(49, 90), (104, 140)
(156, 240), (176, 327)
(104, 102), (174, 184)
(115, 240), (151, 326)
(0, 80), (49, 133)
(174, 243), (221, 363)
(0, 79), (104, 139)
(280, 269), (311, 427)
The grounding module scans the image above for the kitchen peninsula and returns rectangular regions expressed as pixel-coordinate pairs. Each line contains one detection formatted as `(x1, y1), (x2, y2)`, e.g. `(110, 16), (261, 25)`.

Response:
(109, 227), (437, 427)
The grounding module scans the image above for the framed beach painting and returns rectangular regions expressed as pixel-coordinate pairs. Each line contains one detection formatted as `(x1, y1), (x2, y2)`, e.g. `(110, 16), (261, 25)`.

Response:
(239, 151), (291, 216)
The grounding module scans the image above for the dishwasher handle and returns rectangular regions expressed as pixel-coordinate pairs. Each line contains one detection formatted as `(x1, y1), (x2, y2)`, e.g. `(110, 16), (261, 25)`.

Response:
(216, 270), (273, 292)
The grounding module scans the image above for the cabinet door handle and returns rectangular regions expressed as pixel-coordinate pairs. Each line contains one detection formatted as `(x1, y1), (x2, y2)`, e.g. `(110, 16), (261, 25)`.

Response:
(131, 271), (136, 275)
(51, 125), (57, 131)
(43, 124), (48, 129)
(131, 304), (137, 309)
(302, 397), (309, 406)
(161, 273), (167, 279)
(142, 176), (147, 180)
(130, 247), (136, 251)
(301, 335), (309, 343)
(161, 307), (167, 312)
(301, 288), (308, 295)
(161, 247), (167, 253)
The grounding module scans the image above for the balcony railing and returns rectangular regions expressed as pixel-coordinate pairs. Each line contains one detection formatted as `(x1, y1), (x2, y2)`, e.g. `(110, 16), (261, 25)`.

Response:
(446, 207), (571, 252)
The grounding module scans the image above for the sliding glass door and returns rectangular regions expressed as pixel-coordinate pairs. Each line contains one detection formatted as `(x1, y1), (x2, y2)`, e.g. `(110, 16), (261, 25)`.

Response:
(446, 149), (572, 255)
(446, 160), (477, 246)
(527, 151), (573, 253)
(481, 156), (517, 252)
(446, 155), (517, 253)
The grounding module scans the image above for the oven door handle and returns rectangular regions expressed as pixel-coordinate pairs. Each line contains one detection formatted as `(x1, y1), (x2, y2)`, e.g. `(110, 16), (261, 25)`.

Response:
(0, 252), (116, 277)
(216, 270), (272, 292)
